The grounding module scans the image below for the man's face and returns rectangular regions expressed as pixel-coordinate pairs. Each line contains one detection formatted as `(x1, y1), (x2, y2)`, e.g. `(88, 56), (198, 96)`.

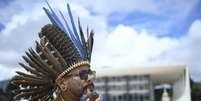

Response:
(59, 65), (95, 97)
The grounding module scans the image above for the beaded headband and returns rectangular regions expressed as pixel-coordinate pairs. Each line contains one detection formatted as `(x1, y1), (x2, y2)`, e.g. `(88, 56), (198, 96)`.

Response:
(56, 60), (90, 83)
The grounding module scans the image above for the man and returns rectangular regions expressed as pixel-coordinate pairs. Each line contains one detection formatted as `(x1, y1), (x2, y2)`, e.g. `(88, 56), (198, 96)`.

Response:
(12, 2), (99, 101)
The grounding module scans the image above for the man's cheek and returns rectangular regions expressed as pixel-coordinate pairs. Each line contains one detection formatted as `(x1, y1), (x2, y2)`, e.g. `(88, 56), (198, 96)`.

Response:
(71, 81), (82, 89)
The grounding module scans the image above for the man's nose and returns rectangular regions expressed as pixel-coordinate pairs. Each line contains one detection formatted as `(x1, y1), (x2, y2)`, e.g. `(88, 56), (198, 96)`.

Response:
(87, 74), (95, 81)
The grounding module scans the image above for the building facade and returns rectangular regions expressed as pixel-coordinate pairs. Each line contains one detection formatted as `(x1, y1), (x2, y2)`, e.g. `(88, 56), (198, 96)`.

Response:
(95, 75), (154, 101)
(94, 65), (191, 101)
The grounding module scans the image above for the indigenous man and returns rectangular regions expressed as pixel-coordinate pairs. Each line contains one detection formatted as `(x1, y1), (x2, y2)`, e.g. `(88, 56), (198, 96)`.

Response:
(12, 2), (99, 101)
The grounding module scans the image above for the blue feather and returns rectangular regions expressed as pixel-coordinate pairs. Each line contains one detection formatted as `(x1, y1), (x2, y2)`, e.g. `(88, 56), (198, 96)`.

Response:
(59, 10), (85, 58)
(45, 1), (67, 33)
(60, 10), (85, 58)
(67, 4), (79, 41)
(43, 7), (58, 26)
(43, 1), (87, 59)
(67, 4), (86, 58)
(59, 11), (77, 43)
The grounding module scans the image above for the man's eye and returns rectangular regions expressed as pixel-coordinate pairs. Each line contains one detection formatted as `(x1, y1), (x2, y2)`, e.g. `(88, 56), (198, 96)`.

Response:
(73, 76), (80, 80)
(79, 70), (88, 75)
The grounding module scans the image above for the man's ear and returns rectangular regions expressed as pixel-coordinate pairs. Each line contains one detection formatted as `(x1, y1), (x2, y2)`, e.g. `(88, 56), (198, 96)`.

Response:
(56, 78), (68, 91)
(56, 78), (64, 86)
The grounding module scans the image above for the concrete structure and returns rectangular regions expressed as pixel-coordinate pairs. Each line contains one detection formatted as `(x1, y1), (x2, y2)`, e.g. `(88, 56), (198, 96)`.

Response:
(161, 88), (170, 101)
(94, 64), (191, 101)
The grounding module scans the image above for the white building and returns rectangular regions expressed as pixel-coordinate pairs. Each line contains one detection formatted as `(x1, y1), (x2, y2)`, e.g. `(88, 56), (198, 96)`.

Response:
(94, 64), (191, 101)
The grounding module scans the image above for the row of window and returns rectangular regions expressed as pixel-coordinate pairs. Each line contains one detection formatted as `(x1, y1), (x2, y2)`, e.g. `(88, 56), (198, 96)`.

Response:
(95, 75), (150, 83)
(95, 84), (150, 91)
(101, 94), (150, 101)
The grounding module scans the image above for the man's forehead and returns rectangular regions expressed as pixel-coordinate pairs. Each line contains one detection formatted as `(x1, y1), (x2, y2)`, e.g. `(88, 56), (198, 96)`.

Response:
(71, 65), (90, 73)
(78, 65), (90, 71)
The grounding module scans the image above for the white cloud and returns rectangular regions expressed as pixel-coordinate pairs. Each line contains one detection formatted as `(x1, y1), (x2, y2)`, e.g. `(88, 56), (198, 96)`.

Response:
(2, 15), (28, 36)
(0, 50), (20, 67)
(188, 20), (201, 38)
(0, 0), (44, 24)
(91, 25), (178, 67)
(71, 0), (198, 18)
(161, 20), (201, 81)
(91, 19), (201, 81)
(0, 1), (52, 81)
(0, 64), (21, 81)
(83, 0), (159, 15)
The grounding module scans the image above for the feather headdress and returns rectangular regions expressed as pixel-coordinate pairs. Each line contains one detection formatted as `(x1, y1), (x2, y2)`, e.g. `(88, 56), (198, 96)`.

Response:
(12, 2), (94, 100)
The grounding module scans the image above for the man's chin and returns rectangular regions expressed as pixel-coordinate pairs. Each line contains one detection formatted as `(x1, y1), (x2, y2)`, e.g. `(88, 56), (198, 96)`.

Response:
(83, 83), (94, 95)
(82, 84), (99, 101)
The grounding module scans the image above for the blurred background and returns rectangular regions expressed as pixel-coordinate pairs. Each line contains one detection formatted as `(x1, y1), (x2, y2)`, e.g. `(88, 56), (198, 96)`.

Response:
(0, 0), (201, 100)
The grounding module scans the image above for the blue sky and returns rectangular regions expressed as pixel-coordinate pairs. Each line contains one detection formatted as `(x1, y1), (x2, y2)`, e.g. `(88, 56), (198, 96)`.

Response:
(0, 23), (4, 31)
(0, 0), (201, 81)
(106, 0), (201, 38)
